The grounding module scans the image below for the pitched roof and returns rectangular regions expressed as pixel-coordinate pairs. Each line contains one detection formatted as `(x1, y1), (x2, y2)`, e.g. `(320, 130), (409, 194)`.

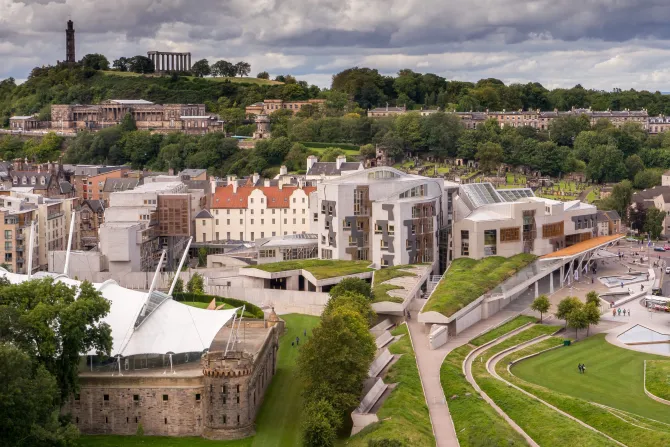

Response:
(180, 168), (207, 178)
(103, 177), (139, 192)
(605, 210), (621, 221)
(83, 199), (105, 213)
(195, 209), (213, 218)
(307, 161), (362, 176)
(59, 181), (73, 194)
(12, 171), (51, 190)
(632, 185), (670, 203)
(212, 185), (315, 209)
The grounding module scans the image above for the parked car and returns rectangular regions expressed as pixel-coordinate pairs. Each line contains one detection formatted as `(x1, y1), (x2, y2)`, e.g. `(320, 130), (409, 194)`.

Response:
(654, 247), (666, 252)
(626, 237), (638, 242)
(663, 244), (670, 250)
(665, 266), (670, 274)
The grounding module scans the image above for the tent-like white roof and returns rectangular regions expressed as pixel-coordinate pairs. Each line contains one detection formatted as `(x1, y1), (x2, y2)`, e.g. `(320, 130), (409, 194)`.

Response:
(0, 272), (238, 358)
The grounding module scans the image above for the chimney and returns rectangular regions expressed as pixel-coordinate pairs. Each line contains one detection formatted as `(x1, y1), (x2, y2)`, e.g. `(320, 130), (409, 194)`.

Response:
(37, 165), (41, 173)
(232, 180), (238, 194)
(252, 172), (260, 185)
(210, 175), (217, 194)
(280, 165), (288, 176)
(336, 155), (346, 170)
(264, 179), (271, 187)
(307, 155), (318, 172)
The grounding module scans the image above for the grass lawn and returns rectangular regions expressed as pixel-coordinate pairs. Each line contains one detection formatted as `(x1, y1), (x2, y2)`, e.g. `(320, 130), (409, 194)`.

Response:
(247, 260), (373, 280)
(371, 265), (417, 304)
(423, 254), (536, 317)
(469, 315), (538, 346)
(513, 334), (670, 424)
(502, 336), (670, 447)
(78, 314), (319, 447)
(251, 314), (320, 447)
(347, 324), (433, 446)
(646, 360), (670, 401)
(472, 325), (616, 447)
(441, 345), (530, 447)
(301, 142), (360, 157)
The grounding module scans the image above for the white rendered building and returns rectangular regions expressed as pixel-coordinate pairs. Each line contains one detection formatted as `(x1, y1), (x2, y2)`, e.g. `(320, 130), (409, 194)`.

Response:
(310, 167), (445, 268)
(452, 183), (598, 259)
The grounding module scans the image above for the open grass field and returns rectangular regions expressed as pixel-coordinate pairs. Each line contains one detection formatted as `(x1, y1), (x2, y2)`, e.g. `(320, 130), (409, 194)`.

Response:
(347, 324), (433, 446)
(423, 254), (536, 317)
(78, 314), (319, 447)
(513, 334), (670, 424)
(251, 314), (320, 447)
(501, 336), (670, 447)
(472, 325), (616, 447)
(646, 360), (670, 401)
(248, 259), (373, 280)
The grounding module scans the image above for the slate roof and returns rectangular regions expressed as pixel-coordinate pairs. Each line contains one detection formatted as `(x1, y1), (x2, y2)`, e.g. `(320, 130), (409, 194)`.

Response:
(59, 181), (74, 194)
(307, 161), (362, 176)
(180, 168), (207, 179)
(632, 186), (670, 203)
(195, 209), (213, 219)
(12, 171), (52, 190)
(83, 199), (105, 213)
(103, 177), (139, 192)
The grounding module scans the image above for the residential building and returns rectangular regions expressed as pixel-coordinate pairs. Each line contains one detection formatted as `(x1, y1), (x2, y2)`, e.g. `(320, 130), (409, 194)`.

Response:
(305, 155), (364, 181)
(452, 183), (598, 259)
(244, 99), (326, 117)
(631, 186), (670, 238)
(310, 167), (445, 268)
(648, 115), (670, 134)
(101, 177), (140, 204)
(0, 207), (38, 274)
(80, 199), (105, 250)
(8, 160), (74, 199)
(198, 179), (315, 243)
(66, 166), (130, 201)
(596, 210), (622, 236)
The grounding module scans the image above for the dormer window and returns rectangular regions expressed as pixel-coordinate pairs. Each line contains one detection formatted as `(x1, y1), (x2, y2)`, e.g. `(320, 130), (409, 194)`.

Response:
(21, 177), (27, 185)
(41, 177), (46, 185)
(30, 176), (36, 185)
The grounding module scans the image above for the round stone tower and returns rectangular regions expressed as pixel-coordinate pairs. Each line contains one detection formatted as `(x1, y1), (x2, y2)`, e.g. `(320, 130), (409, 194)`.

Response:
(253, 114), (271, 140)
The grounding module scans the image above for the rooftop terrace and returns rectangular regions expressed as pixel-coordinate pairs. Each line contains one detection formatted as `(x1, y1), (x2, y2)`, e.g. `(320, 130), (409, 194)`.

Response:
(246, 259), (373, 280)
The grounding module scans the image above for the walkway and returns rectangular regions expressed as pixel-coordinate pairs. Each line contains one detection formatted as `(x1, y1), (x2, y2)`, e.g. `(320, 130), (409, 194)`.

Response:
(406, 293), (537, 447)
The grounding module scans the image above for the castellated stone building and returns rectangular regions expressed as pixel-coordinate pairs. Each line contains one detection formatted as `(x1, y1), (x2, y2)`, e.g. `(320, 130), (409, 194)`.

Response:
(63, 318), (281, 439)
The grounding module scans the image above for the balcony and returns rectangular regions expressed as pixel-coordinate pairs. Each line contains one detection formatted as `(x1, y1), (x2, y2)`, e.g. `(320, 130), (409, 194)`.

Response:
(16, 234), (24, 241)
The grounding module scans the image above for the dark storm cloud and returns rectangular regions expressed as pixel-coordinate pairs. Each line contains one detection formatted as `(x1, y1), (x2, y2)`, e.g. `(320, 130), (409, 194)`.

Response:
(4, 0), (670, 90)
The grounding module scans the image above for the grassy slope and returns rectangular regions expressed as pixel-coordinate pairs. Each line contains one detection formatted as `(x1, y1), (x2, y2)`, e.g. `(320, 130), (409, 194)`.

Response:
(347, 324), (433, 446)
(101, 71), (282, 85)
(423, 254), (536, 317)
(471, 325), (616, 447)
(513, 334), (670, 424)
(371, 265), (417, 304)
(78, 314), (319, 447)
(646, 360), (670, 401)
(247, 260), (373, 280)
(503, 337), (670, 447)
(469, 315), (537, 347)
(441, 344), (529, 447)
(251, 314), (320, 447)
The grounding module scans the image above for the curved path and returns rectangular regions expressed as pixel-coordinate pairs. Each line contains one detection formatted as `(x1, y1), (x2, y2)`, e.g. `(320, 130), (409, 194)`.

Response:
(486, 336), (628, 447)
(462, 324), (539, 447)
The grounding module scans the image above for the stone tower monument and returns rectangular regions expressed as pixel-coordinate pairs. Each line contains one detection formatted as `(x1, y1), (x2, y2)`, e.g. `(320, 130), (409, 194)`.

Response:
(66, 20), (75, 64)
(252, 114), (271, 140)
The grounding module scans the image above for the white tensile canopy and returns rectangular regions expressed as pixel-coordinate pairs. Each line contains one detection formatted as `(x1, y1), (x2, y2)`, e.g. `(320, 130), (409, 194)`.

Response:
(1, 272), (238, 358)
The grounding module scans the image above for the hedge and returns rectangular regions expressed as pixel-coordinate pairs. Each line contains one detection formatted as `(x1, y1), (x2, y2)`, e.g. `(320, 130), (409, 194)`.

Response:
(173, 292), (265, 319)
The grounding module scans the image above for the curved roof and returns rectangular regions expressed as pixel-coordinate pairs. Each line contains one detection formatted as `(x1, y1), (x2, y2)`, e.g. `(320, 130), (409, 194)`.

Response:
(0, 272), (238, 358)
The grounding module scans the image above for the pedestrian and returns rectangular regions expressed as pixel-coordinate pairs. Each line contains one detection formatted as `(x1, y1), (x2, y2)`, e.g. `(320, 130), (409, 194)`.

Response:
(621, 281), (624, 289)
(303, 329), (307, 337)
(578, 363), (582, 374)
(618, 308), (621, 316)
(583, 364), (586, 374)
(628, 309), (631, 317)
(642, 284), (645, 291)
(291, 341), (294, 347)
(613, 308), (616, 316)
(407, 311), (411, 320)
(296, 336), (300, 346)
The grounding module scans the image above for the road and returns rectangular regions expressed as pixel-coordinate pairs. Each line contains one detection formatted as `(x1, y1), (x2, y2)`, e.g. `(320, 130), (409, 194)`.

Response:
(614, 239), (670, 294)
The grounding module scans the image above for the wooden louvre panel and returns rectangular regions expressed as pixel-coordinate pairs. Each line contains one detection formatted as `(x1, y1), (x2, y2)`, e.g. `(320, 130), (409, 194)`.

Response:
(500, 227), (520, 242)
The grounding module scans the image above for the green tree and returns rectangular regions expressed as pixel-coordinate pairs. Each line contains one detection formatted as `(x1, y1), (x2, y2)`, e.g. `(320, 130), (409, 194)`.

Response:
(211, 60), (235, 77)
(600, 180), (633, 223)
(476, 141), (504, 173)
(0, 278), (112, 399)
(112, 57), (129, 72)
(234, 61), (251, 77)
(256, 71), (270, 79)
(530, 295), (550, 323)
(644, 207), (665, 240)
(127, 55), (155, 74)
(421, 112), (463, 158)
(80, 53), (110, 71)
(625, 154), (645, 180)
(301, 399), (340, 447)
(187, 273), (205, 294)
(191, 59), (211, 77)
(324, 291), (376, 326)
(329, 277), (372, 300)
(30, 132), (63, 162)
(0, 343), (79, 447)
(586, 145), (627, 183)
(567, 304), (588, 339)
(633, 168), (662, 190)
(555, 296), (582, 330)
(585, 291), (600, 307)
(173, 277), (184, 293)
(198, 247), (207, 267)
(119, 112), (137, 132)
(548, 115), (591, 147)
(584, 302), (601, 336)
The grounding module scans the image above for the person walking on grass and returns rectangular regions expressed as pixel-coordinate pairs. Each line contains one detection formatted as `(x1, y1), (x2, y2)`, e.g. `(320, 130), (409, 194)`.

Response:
(582, 364), (586, 374)
(296, 336), (300, 346)
(578, 363), (583, 374)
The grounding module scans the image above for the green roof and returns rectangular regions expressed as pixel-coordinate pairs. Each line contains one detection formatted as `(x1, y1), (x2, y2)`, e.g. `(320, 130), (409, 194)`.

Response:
(371, 264), (419, 304)
(247, 259), (373, 280)
(423, 254), (536, 317)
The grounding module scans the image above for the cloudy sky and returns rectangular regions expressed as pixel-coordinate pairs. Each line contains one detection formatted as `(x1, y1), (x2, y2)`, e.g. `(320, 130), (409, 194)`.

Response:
(3, 0), (670, 91)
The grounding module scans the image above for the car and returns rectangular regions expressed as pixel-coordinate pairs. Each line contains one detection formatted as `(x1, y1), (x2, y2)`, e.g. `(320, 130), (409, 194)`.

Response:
(664, 244), (670, 250)
(666, 267), (670, 274)
(654, 247), (666, 252)
(626, 237), (638, 242)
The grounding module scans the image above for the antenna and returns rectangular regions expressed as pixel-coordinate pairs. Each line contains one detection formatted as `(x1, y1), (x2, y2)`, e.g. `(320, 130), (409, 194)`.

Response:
(27, 220), (35, 278)
(168, 237), (192, 296)
(63, 210), (76, 276)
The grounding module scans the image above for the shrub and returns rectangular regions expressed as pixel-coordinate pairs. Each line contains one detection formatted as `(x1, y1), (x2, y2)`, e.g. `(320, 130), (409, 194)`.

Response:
(330, 277), (372, 300)
(136, 422), (144, 436)
(187, 273), (204, 294)
(301, 399), (340, 447)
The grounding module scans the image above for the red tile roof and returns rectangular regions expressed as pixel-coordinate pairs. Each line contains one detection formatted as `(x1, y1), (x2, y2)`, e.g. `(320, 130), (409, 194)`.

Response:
(212, 185), (316, 209)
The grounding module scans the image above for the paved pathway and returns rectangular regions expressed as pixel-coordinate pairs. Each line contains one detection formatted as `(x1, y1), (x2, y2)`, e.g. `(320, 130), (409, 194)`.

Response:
(406, 293), (537, 447)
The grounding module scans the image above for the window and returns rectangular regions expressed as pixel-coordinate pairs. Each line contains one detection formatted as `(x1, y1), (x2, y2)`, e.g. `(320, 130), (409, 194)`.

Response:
(374, 224), (383, 234)
(4, 230), (11, 240)
(104, 394), (109, 401)
(196, 394), (201, 401)
(380, 240), (389, 249)
(261, 232), (264, 238)
(388, 225), (395, 235)
(164, 418), (168, 425)
(381, 258), (389, 267)
(202, 220), (206, 226)
(261, 219), (264, 225)
(399, 184), (426, 199)
(321, 249), (332, 259)
(406, 239), (412, 249)
(349, 236), (356, 246)
(250, 198), (254, 204)
(240, 219), (243, 224)
(542, 222), (564, 238)
(133, 395), (139, 401)
(223, 415), (227, 424)
(293, 209), (296, 214)
(251, 232), (255, 241)
(260, 249), (276, 258)
(251, 219), (254, 225)
(313, 213), (318, 222)
(500, 227), (520, 242)
(162, 394), (168, 401)
(227, 232), (230, 239)
(484, 230), (497, 256)
(411, 225), (416, 235)
(461, 230), (470, 256)
(321, 235), (326, 244)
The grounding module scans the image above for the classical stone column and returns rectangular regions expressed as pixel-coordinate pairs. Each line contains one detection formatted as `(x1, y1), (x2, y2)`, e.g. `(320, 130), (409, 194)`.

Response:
(171, 54), (175, 71)
(178, 54), (182, 72)
(187, 53), (191, 71)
